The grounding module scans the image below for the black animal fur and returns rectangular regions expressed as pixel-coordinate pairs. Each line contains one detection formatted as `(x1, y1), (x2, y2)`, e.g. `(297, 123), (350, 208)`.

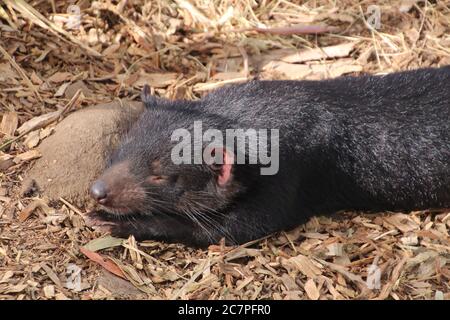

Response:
(89, 66), (450, 247)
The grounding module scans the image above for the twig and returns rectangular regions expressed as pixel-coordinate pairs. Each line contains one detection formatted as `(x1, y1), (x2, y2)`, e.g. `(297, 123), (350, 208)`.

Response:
(171, 235), (269, 300)
(0, 42), (43, 104)
(4, 0), (101, 57)
(0, 89), (82, 151)
(234, 24), (339, 35)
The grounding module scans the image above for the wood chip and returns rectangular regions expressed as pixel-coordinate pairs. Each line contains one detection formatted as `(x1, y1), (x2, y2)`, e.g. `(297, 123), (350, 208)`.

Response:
(377, 254), (409, 299)
(1, 0), (448, 301)
(304, 279), (320, 300)
(0, 112), (18, 137)
(18, 199), (47, 222)
(43, 285), (55, 298)
(235, 276), (254, 291)
(280, 274), (299, 291)
(248, 24), (338, 35)
(284, 254), (322, 278)
(0, 159), (14, 171)
(134, 72), (178, 88)
(384, 213), (420, 233)
(326, 243), (345, 256)
(281, 42), (356, 63)
(48, 72), (73, 83)
(54, 82), (71, 97)
(400, 234), (419, 246)
(65, 80), (92, 99)
(17, 110), (60, 135)
(13, 149), (41, 163)
(262, 60), (362, 80)
(23, 130), (41, 149)
(40, 263), (63, 287)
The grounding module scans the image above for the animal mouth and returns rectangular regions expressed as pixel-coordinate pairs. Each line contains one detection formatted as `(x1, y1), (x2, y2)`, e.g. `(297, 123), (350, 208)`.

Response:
(84, 211), (116, 226)
(97, 204), (137, 216)
(85, 208), (142, 227)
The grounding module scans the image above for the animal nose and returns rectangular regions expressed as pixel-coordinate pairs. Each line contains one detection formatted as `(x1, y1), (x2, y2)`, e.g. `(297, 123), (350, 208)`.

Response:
(90, 180), (108, 204)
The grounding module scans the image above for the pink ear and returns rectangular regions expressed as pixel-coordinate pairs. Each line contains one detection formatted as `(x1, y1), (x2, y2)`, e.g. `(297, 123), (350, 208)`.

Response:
(218, 149), (233, 186)
(208, 147), (234, 187)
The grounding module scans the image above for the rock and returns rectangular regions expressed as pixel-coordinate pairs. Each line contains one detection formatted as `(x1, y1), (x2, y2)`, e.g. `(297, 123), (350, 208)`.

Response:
(25, 100), (144, 207)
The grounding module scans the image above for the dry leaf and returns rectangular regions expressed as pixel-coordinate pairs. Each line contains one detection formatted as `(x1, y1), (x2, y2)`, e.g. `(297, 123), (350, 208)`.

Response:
(83, 236), (124, 252)
(18, 199), (47, 222)
(79, 247), (127, 280)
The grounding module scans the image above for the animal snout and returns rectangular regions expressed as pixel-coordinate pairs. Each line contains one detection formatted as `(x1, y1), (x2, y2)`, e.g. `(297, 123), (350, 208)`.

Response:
(90, 180), (109, 204)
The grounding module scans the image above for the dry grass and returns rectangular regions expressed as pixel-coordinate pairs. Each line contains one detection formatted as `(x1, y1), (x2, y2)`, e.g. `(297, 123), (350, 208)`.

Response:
(0, 0), (449, 300)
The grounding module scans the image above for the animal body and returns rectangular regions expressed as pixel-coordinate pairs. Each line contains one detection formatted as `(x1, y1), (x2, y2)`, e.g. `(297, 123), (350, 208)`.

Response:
(88, 66), (450, 247)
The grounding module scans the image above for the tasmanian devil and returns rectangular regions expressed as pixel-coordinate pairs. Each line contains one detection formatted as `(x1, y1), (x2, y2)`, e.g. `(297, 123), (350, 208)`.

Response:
(88, 66), (450, 247)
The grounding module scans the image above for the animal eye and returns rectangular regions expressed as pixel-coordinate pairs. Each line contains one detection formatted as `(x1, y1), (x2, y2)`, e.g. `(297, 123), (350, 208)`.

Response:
(209, 163), (223, 171)
(147, 175), (167, 184)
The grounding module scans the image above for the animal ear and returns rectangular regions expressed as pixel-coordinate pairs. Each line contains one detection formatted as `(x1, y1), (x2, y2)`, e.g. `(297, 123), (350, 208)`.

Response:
(204, 147), (234, 187)
(141, 84), (162, 108)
